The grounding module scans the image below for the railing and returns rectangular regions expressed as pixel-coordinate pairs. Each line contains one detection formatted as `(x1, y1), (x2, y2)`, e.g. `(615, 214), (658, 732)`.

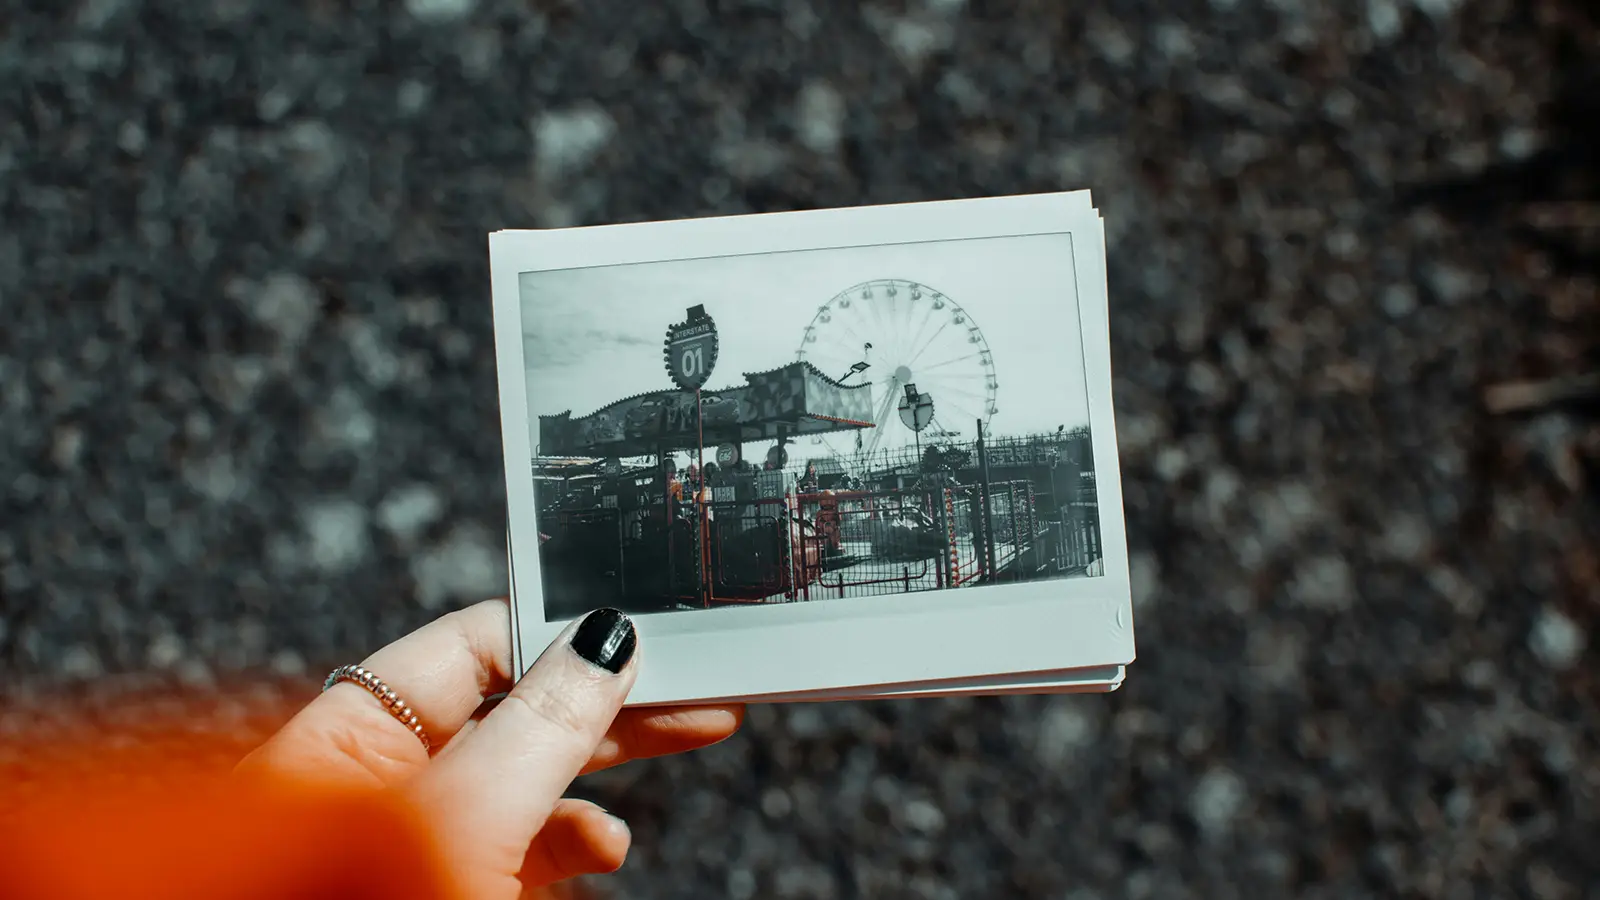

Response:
(534, 471), (1092, 613)
(986, 481), (1039, 575)
(943, 487), (986, 587)
(702, 497), (794, 603)
(788, 488), (950, 600)
(1051, 503), (1103, 573)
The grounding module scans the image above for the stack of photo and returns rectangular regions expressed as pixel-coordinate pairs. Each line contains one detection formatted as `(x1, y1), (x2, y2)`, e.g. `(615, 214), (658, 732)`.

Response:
(491, 192), (1134, 705)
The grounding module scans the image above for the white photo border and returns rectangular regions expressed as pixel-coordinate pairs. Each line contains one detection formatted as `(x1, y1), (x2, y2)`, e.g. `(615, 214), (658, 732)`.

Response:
(509, 532), (1125, 703)
(492, 192), (1134, 705)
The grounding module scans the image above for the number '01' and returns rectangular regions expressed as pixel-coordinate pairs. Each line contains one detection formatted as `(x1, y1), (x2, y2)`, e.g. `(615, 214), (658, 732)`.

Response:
(663, 306), (719, 392)
(680, 347), (704, 376)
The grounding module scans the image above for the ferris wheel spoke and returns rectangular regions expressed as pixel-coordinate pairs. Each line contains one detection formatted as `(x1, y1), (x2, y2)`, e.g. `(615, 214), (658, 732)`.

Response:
(906, 321), (952, 368)
(806, 353), (845, 379)
(884, 284), (902, 353)
(862, 385), (902, 458)
(917, 351), (985, 374)
(921, 380), (989, 405)
(863, 425), (891, 462)
(800, 326), (832, 365)
(865, 383), (898, 429)
(883, 313), (907, 366)
(870, 369), (904, 392)
(933, 386), (986, 412)
(919, 380), (991, 406)
(876, 376), (904, 420)
(926, 385), (990, 418)
(837, 326), (878, 371)
(902, 302), (923, 364)
(931, 413), (976, 435)
(844, 299), (883, 349)
(889, 282), (913, 348)
(819, 310), (857, 349)
(864, 285), (889, 344)
(907, 284), (948, 356)
(810, 331), (867, 378)
(925, 382), (990, 405)
(929, 411), (976, 434)
(905, 321), (946, 365)
(945, 410), (988, 433)
(904, 297), (946, 366)
(796, 280), (999, 461)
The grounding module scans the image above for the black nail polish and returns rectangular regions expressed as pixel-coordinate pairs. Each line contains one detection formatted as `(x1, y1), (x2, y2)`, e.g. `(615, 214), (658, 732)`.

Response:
(570, 608), (636, 674)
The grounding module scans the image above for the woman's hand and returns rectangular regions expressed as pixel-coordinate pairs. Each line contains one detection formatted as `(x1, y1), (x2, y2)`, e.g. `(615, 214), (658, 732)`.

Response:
(236, 600), (742, 899)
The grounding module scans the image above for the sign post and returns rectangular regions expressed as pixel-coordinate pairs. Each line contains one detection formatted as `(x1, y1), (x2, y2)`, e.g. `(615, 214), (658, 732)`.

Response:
(976, 418), (997, 582)
(897, 383), (935, 474)
(663, 306), (720, 607)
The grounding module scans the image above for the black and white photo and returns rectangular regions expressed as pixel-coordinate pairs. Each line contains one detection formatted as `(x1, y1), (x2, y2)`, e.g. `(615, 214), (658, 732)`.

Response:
(519, 235), (1107, 622)
(491, 193), (1133, 704)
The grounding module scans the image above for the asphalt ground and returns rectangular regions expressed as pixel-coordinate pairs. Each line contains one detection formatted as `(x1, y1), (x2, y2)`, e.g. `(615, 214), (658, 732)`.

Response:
(2, 2), (1596, 897)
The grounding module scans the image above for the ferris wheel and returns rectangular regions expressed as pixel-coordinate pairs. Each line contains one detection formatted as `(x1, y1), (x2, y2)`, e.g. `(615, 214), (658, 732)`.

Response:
(796, 278), (998, 463)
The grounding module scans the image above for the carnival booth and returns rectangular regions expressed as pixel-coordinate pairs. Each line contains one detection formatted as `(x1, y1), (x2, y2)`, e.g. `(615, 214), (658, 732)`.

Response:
(534, 361), (877, 616)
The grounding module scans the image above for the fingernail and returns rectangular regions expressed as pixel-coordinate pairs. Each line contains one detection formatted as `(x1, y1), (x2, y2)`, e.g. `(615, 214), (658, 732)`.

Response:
(605, 812), (632, 840)
(570, 608), (636, 674)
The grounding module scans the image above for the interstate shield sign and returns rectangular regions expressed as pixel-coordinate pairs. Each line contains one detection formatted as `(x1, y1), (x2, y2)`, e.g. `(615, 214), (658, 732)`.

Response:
(663, 305), (719, 392)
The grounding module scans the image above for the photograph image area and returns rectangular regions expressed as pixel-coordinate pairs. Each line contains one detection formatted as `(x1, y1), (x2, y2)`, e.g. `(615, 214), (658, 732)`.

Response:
(519, 233), (1106, 622)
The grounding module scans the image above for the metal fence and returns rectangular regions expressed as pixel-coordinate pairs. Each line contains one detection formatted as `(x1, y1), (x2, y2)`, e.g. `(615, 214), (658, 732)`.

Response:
(789, 488), (948, 600)
(704, 497), (795, 604)
(531, 432), (1103, 612)
(929, 480), (1042, 584)
(1050, 504), (1103, 574)
(776, 430), (1094, 489)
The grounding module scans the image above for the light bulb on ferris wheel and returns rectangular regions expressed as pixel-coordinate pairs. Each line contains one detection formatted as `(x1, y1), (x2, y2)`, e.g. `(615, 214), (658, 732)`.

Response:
(796, 278), (999, 462)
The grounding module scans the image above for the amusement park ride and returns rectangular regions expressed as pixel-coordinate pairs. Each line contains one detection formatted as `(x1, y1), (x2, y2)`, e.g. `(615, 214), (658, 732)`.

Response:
(798, 278), (1001, 465)
(532, 288), (1101, 620)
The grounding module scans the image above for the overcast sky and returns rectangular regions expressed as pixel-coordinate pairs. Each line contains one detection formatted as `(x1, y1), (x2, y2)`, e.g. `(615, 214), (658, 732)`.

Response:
(519, 232), (1094, 461)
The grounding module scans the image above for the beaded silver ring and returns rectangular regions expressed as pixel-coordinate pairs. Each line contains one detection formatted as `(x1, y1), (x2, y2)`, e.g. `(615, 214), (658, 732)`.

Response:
(322, 664), (432, 751)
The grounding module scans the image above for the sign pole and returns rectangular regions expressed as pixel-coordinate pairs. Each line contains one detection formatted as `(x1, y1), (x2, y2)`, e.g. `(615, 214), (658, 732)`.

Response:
(697, 386), (710, 609)
(972, 416), (985, 576)
(898, 385), (934, 487)
(663, 305), (719, 610)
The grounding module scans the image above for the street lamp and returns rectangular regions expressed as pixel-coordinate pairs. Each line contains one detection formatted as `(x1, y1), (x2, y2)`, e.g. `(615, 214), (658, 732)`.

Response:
(840, 360), (871, 383)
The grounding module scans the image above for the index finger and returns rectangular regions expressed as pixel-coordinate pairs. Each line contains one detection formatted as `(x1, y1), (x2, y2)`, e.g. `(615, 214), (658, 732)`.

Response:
(406, 608), (640, 895)
(240, 598), (741, 795)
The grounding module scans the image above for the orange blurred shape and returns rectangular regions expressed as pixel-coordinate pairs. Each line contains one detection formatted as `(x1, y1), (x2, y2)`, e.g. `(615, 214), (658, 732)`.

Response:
(0, 759), (456, 900)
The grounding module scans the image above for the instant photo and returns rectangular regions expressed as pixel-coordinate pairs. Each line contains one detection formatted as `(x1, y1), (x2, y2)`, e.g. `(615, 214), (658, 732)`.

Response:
(492, 193), (1134, 704)
(519, 235), (1106, 621)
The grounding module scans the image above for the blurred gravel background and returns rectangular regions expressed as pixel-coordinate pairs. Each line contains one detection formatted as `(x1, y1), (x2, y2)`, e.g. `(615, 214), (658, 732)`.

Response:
(2, 0), (1597, 897)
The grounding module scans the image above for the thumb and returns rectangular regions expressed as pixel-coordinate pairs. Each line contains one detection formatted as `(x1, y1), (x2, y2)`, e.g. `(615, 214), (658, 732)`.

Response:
(406, 608), (639, 897)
